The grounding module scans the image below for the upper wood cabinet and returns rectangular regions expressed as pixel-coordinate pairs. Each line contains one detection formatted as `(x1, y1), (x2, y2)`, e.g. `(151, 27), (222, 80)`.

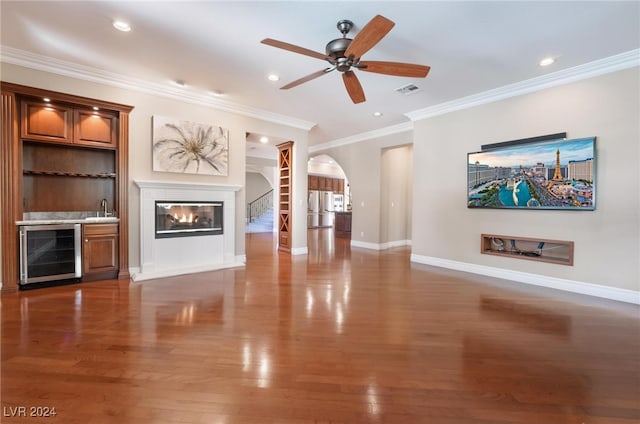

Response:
(21, 101), (72, 143)
(20, 100), (117, 148)
(308, 175), (344, 194)
(74, 109), (117, 148)
(308, 175), (319, 191)
(332, 178), (343, 194)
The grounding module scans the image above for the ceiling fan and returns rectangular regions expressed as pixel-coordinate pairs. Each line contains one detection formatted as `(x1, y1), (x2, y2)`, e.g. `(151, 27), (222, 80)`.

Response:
(261, 15), (431, 104)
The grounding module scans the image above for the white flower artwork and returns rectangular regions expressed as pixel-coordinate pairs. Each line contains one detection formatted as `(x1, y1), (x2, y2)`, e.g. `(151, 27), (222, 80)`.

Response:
(152, 116), (229, 176)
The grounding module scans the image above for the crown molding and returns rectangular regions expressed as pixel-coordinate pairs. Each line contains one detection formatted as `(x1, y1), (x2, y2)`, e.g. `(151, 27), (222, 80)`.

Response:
(405, 49), (640, 122)
(310, 49), (639, 152)
(309, 121), (413, 153)
(0, 46), (316, 131)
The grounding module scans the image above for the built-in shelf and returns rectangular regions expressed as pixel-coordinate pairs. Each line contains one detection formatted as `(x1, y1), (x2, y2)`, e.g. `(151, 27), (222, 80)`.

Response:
(277, 141), (293, 253)
(481, 234), (574, 266)
(23, 170), (116, 178)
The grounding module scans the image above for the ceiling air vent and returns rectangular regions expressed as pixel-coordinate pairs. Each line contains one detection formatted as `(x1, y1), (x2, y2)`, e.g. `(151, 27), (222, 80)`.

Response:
(395, 83), (421, 96)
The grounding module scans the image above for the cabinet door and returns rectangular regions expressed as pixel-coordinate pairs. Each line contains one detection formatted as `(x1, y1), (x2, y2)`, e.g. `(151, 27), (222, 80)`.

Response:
(308, 175), (319, 190)
(21, 101), (73, 143)
(74, 109), (117, 148)
(332, 178), (341, 193)
(83, 224), (119, 280)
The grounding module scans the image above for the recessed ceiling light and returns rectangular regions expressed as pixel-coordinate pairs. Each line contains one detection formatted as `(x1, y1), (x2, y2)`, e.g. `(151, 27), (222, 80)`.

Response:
(373, 112), (383, 117)
(268, 74), (280, 82)
(113, 20), (131, 32)
(539, 57), (555, 67)
(259, 136), (269, 144)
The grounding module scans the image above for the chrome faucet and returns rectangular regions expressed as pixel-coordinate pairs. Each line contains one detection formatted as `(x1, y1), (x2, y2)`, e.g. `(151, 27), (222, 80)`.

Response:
(100, 199), (108, 217)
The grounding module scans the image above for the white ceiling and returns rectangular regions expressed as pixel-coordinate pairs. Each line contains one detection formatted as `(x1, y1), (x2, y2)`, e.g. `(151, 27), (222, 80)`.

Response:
(1, 1), (638, 148)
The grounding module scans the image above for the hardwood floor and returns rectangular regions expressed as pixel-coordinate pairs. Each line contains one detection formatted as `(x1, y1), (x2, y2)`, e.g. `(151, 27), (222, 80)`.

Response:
(2, 230), (639, 423)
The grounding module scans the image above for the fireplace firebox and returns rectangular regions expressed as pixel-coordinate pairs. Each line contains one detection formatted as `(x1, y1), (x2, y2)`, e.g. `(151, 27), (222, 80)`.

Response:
(155, 201), (223, 238)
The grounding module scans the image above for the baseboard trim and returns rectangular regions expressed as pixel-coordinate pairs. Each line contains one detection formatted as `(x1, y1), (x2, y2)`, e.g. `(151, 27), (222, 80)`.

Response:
(410, 254), (640, 305)
(131, 261), (245, 282)
(351, 239), (411, 251)
(291, 246), (308, 255)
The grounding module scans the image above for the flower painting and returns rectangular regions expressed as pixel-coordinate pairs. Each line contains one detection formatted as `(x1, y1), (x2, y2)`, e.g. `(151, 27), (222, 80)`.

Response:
(152, 116), (229, 176)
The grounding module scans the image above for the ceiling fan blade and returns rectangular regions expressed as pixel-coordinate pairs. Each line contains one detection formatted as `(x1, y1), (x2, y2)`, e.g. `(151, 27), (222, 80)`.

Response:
(280, 68), (334, 90)
(342, 71), (366, 104)
(345, 15), (395, 59)
(358, 61), (431, 78)
(261, 38), (330, 61)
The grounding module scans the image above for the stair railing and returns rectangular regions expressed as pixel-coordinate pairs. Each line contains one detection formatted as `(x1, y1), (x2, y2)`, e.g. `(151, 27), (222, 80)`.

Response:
(247, 189), (274, 223)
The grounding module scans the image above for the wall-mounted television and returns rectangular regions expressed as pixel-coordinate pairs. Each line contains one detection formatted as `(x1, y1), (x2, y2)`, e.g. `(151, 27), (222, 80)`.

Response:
(467, 136), (596, 210)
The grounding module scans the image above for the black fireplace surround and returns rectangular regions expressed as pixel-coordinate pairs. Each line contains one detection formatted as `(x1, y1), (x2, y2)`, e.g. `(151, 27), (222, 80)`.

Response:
(155, 201), (223, 239)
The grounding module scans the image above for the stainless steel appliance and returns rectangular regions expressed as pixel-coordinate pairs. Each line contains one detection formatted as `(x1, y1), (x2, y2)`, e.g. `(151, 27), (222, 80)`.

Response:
(333, 194), (344, 212)
(320, 190), (334, 227)
(19, 223), (82, 287)
(307, 190), (320, 228)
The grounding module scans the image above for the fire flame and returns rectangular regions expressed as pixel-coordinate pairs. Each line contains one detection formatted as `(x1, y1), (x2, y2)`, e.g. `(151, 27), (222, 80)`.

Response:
(174, 213), (194, 223)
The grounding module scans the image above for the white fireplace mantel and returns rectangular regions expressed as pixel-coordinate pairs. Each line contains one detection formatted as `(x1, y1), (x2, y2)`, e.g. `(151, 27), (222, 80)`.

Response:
(132, 180), (243, 282)
(134, 180), (242, 192)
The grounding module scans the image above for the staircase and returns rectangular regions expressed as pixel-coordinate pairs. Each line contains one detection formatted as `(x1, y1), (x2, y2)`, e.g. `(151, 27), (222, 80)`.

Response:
(246, 207), (274, 233)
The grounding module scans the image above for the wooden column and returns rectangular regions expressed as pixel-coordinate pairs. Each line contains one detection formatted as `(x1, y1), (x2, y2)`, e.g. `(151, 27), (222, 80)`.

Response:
(1, 87), (21, 292)
(117, 111), (130, 279)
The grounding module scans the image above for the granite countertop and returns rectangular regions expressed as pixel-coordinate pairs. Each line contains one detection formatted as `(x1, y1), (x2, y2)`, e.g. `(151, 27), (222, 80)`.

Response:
(16, 211), (119, 226)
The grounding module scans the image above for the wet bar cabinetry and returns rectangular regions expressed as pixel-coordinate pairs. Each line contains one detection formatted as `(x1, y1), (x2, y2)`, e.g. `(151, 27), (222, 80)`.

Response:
(22, 142), (116, 212)
(21, 100), (117, 148)
(1, 82), (133, 291)
(83, 223), (119, 281)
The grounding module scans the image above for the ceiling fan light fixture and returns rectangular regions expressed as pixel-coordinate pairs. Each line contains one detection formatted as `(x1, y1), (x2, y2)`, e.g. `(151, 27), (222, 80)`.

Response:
(259, 136), (269, 144)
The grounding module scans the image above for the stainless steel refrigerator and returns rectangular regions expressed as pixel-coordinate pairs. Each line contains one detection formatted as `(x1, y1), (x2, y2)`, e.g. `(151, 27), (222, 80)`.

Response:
(319, 190), (334, 227)
(307, 190), (320, 228)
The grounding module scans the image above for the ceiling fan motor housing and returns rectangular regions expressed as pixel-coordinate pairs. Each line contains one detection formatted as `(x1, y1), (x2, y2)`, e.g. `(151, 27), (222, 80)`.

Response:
(326, 20), (357, 71)
(326, 38), (352, 59)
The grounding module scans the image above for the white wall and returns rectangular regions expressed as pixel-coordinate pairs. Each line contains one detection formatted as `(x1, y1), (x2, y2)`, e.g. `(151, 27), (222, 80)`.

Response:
(411, 68), (639, 294)
(245, 172), (272, 203)
(1, 62), (309, 271)
(380, 144), (413, 245)
(313, 130), (413, 247)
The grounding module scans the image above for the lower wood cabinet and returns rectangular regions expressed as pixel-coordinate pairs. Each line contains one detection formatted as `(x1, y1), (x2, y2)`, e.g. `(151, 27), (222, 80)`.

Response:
(335, 212), (352, 238)
(83, 223), (119, 281)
